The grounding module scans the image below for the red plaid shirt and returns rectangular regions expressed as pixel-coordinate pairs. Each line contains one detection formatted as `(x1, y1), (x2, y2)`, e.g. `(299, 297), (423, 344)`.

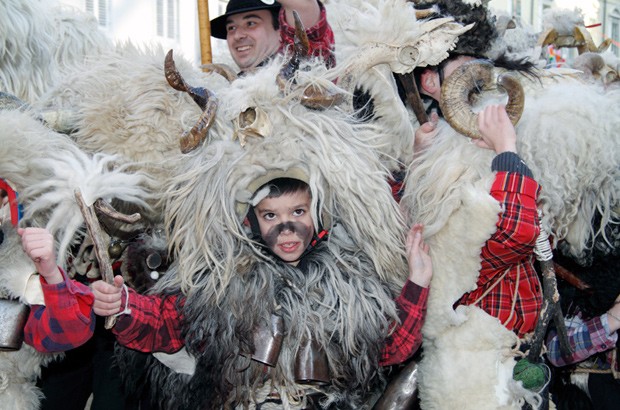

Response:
(380, 280), (429, 366)
(278, 2), (335, 68)
(458, 171), (542, 337)
(113, 280), (428, 366)
(23, 269), (95, 352)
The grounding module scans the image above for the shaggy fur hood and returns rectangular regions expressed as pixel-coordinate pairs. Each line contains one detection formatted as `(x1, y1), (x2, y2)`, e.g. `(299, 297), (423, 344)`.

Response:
(122, 238), (399, 409)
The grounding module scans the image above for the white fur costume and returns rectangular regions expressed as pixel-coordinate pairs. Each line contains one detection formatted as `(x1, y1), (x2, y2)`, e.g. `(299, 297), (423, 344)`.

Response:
(402, 70), (620, 409)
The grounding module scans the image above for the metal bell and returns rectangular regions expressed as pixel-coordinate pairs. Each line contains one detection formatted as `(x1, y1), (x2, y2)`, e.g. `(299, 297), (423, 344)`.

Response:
(0, 298), (30, 351)
(250, 314), (284, 367)
(294, 338), (330, 385)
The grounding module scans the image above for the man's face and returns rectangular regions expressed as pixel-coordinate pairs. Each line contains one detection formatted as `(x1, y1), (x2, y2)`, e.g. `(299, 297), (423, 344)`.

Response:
(225, 10), (281, 71)
(253, 190), (314, 266)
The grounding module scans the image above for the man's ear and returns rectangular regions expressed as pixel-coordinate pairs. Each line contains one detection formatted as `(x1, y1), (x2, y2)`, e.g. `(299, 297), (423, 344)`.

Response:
(419, 69), (439, 96)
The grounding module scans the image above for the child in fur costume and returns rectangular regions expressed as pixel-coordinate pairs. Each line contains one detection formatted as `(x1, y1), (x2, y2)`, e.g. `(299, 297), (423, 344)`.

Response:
(90, 176), (432, 408)
(413, 103), (542, 338)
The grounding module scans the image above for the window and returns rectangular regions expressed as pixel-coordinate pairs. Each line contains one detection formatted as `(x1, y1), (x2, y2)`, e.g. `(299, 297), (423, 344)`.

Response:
(512, 0), (522, 18)
(156, 0), (179, 40)
(611, 18), (619, 56)
(85, 0), (109, 27)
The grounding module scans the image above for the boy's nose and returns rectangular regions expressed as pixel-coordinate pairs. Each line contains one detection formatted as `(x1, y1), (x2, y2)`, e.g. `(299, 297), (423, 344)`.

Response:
(277, 222), (296, 234)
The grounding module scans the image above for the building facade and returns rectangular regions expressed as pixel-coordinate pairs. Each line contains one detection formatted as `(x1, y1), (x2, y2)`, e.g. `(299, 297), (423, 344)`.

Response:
(490, 0), (620, 56)
(55, 0), (619, 68)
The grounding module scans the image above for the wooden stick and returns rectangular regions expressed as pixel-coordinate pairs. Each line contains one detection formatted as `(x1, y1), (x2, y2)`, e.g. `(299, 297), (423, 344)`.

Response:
(197, 0), (212, 67)
(527, 259), (571, 360)
(553, 261), (591, 291)
(94, 199), (141, 224)
(75, 190), (117, 329)
(396, 72), (429, 125)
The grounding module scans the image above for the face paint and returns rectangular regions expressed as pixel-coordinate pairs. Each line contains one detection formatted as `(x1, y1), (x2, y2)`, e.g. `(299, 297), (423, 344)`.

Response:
(261, 221), (312, 250)
(254, 190), (315, 265)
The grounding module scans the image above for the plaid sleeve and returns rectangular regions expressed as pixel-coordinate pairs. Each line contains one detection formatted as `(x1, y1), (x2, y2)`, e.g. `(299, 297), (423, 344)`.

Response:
(23, 269), (95, 353)
(112, 287), (185, 353)
(483, 171), (541, 270)
(379, 281), (429, 366)
(279, 2), (336, 68)
(546, 314), (618, 367)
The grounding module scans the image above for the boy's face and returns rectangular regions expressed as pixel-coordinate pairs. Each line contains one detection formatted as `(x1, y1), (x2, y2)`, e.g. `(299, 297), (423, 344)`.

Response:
(253, 190), (314, 266)
(225, 10), (281, 71)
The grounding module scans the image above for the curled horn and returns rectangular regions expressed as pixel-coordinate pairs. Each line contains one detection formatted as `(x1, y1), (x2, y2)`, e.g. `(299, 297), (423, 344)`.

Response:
(596, 38), (613, 53)
(439, 60), (524, 140)
(165, 49), (211, 110)
(539, 26), (603, 55)
(276, 11), (343, 109)
(573, 26), (598, 54)
(164, 49), (218, 153)
(179, 93), (217, 153)
(277, 10), (309, 85)
(537, 28), (558, 48)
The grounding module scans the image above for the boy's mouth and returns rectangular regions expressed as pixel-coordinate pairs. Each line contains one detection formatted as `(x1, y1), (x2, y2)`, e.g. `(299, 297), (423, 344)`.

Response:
(278, 241), (300, 253)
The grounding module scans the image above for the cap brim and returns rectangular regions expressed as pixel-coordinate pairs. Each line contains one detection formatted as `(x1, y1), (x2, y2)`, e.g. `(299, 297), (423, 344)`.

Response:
(210, 4), (281, 40)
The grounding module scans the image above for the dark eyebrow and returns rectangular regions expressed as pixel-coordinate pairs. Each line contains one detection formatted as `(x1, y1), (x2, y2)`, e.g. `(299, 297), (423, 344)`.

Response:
(226, 13), (264, 25)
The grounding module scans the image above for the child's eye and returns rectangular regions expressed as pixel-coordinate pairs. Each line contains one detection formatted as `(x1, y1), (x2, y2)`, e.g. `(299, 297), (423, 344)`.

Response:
(292, 209), (305, 217)
(263, 212), (276, 221)
(226, 25), (236, 32)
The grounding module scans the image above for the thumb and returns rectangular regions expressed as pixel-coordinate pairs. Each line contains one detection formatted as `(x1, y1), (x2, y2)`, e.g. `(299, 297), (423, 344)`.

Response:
(112, 275), (125, 288)
(421, 120), (436, 132)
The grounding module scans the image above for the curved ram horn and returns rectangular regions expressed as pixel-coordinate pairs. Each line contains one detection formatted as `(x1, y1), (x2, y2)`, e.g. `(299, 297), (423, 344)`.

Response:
(439, 60), (524, 140)
(537, 28), (558, 48)
(180, 91), (217, 154)
(573, 26), (598, 54)
(201, 63), (238, 82)
(164, 49), (210, 110)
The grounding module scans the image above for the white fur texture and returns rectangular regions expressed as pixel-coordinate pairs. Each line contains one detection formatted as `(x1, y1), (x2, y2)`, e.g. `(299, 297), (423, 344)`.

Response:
(401, 125), (533, 409)
(418, 306), (528, 410)
(515, 76), (620, 259)
(0, 0), (110, 103)
(0, 109), (155, 266)
(324, 0), (471, 168)
(402, 68), (619, 409)
(36, 43), (222, 183)
(160, 60), (409, 298)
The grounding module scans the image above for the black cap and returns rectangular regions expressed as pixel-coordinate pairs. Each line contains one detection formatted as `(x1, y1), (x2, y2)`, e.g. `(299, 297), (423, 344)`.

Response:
(210, 0), (281, 40)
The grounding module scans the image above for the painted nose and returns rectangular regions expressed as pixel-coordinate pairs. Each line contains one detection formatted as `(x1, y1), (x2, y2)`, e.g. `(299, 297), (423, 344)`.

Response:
(278, 222), (296, 234)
